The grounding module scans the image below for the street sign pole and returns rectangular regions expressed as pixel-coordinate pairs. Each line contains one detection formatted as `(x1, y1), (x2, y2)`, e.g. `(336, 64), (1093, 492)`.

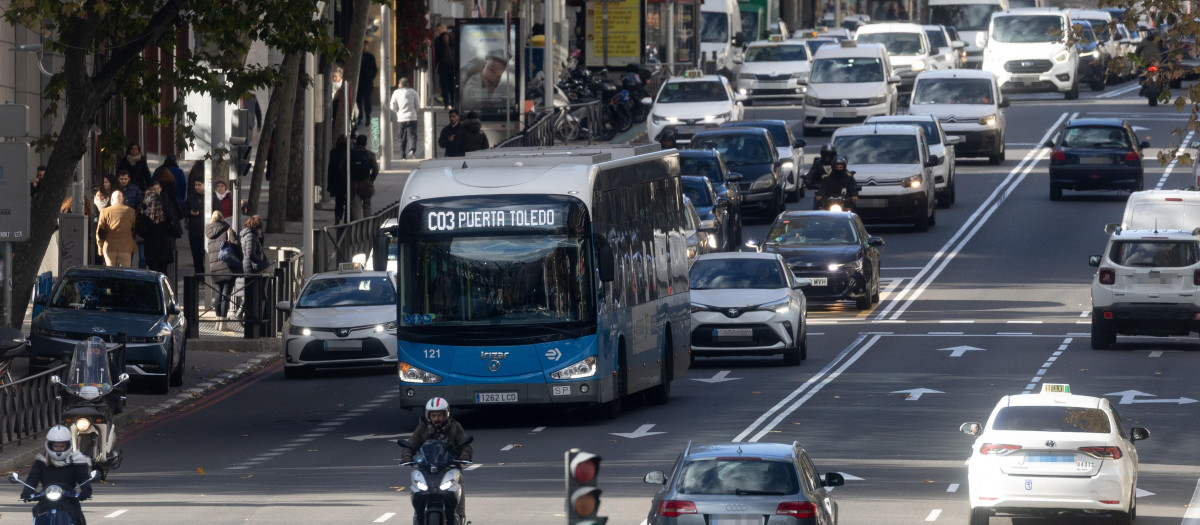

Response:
(0, 103), (30, 328)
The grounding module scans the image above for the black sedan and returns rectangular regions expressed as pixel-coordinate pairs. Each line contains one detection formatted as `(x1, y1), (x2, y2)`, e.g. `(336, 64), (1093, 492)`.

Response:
(29, 266), (186, 394)
(679, 149), (743, 245)
(690, 127), (784, 218)
(1045, 118), (1149, 200)
(682, 175), (734, 252)
(756, 211), (884, 310)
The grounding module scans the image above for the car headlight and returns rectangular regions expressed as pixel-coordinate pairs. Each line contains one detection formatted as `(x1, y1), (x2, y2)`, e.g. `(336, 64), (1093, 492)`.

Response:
(911, 59), (926, 72)
(978, 114), (997, 127)
(738, 73), (756, 80)
(867, 95), (888, 105)
(792, 71), (809, 83)
(74, 418), (91, 432)
(439, 478), (455, 490)
(1053, 49), (1071, 63)
(758, 298), (791, 314)
(752, 177), (774, 190)
(706, 234), (718, 249)
(804, 94), (820, 106)
(652, 114), (678, 124)
(704, 112), (731, 122)
(781, 160), (794, 174)
(901, 175), (922, 188)
(398, 362), (442, 383)
(831, 259), (863, 272)
(375, 321), (397, 333)
(287, 325), (312, 336)
(550, 356), (598, 380)
(691, 302), (711, 313)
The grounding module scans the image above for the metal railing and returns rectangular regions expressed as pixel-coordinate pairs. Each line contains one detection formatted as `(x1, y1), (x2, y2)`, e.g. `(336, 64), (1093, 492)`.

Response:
(495, 107), (558, 148)
(183, 273), (280, 339)
(312, 200), (401, 274)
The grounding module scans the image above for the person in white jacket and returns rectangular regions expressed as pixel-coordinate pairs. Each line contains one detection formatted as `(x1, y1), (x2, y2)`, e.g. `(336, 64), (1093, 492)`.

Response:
(389, 77), (420, 160)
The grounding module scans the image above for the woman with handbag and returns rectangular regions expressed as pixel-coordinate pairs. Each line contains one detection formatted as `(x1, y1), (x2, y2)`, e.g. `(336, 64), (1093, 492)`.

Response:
(205, 211), (239, 330)
(235, 215), (268, 326)
(137, 183), (181, 274)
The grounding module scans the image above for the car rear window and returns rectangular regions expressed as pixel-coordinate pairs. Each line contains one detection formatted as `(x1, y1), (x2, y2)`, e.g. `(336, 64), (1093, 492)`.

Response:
(691, 135), (773, 165)
(1062, 126), (1131, 149)
(992, 406), (1111, 433)
(1108, 240), (1200, 268)
(680, 157), (724, 183)
(682, 179), (714, 207)
(676, 459), (799, 495)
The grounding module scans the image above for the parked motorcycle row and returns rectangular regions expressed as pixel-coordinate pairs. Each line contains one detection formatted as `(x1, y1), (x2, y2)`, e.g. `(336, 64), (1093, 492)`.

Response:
(528, 61), (656, 143)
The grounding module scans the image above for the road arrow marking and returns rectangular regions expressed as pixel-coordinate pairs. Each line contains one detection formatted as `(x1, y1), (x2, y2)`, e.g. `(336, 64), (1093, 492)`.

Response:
(892, 388), (944, 401)
(1136, 488), (1155, 498)
(692, 370), (740, 383)
(938, 345), (985, 357)
(1105, 390), (1199, 405)
(545, 348), (562, 361)
(346, 433), (410, 442)
(610, 424), (666, 439)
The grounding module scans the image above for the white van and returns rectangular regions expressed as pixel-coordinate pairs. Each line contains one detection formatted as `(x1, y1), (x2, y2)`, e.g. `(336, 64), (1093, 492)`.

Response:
(927, 0), (1009, 69)
(1118, 190), (1200, 231)
(701, 0), (744, 78)
(855, 22), (940, 98)
(831, 123), (940, 231)
(802, 41), (899, 132)
(982, 8), (1079, 99)
(908, 69), (1008, 164)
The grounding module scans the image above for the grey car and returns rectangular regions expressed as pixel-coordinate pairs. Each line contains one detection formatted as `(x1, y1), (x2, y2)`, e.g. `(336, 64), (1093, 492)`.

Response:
(644, 441), (844, 525)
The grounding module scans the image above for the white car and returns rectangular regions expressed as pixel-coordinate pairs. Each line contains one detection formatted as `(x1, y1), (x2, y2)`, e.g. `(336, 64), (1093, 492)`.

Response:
(960, 383), (1149, 525)
(855, 22), (940, 98)
(831, 123), (939, 231)
(735, 37), (813, 105)
(908, 69), (1008, 164)
(922, 24), (963, 69)
(865, 114), (960, 208)
(688, 252), (808, 365)
(645, 71), (745, 143)
(802, 41), (899, 132)
(982, 8), (1080, 99)
(278, 264), (399, 378)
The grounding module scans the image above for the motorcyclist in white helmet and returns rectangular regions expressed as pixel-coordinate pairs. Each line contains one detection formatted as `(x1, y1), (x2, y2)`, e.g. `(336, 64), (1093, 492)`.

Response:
(399, 397), (473, 521)
(21, 425), (93, 524)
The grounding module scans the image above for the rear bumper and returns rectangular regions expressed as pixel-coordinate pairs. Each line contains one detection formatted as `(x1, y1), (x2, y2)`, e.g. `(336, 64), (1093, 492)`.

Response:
(969, 472), (1129, 514)
(1050, 166), (1143, 191)
(852, 190), (929, 224)
(1093, 305), (1200, 336)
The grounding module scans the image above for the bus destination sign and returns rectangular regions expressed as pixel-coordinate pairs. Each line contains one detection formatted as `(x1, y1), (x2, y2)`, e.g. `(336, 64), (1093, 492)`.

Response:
(424, 207), (562, 232)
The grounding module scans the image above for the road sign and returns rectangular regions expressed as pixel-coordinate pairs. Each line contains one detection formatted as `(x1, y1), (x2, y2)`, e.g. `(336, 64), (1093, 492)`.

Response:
(0, 141), (31, 242)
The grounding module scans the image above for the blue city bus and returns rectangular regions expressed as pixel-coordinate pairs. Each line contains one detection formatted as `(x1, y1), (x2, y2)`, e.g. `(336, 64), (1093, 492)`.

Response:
(385, 146), (691, 416)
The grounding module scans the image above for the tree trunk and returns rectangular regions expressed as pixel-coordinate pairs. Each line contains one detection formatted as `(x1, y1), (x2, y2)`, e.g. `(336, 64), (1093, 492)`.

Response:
(247, 85), (282, 216)
(266, 53), (303, 234)
(285, 74), (306, 222)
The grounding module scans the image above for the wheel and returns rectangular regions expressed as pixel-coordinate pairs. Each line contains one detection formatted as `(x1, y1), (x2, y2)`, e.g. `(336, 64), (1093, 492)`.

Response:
(151, 350), (172, 394)
(169, 339), (185, 387)
(1065, 80), (1079, 100)
(871, 268), (881, 303)
(855, 293), (871, 310)
(425, 510), (445, 525)
(1049, 183), (1063, 201)
(928, 203), (937, 226)
(799, 335), (808, 360)
(611, 105), (633, 133)
(1170, 78), (1182, 89)
(1148, 95), (1158, 107)
(597, 349), (626, 419)
(1091, 319), (1116, 350)
(969, 507), (989, 525)
(645, 335), (672, 405)
(1112, 510), (1132, 525)
(949, 174), (957, 204)
(783, 332), (802, 366)
(913, 205), (930, 232)
(988, 147), (1004, 165)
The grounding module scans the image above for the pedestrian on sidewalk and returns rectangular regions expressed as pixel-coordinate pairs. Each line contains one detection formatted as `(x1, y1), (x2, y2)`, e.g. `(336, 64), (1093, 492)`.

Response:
(390, 78), (420, 160)
(235, 215), (268, 327)
(162, 155), (188, 208)
(327, 134), (350, 224)
(349, 134), (379, 221)
(117, 143), (153, 190)
(30, 165), (45, 196)
(205, 210), (237, 327)
(116, 169), (143, 211)
(213, 180), (233, 219)
(357, 41), (379, 128)
(96, 190), (137, 267)
(154, 166), (184, 225)
(184, 177), (208, 275)
(138, 183), (181, 275)
(438, 109), (464, 157)
(460, 111), (490, 154)
(434, 27), (457, 108)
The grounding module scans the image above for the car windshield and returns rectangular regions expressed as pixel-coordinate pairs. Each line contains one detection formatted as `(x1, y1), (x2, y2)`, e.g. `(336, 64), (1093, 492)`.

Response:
(746, 44), (810, 62)
(834, 135), (920, 164)
(925, 28), (949, 48)
(1108, 240), (1199, 267)
(50, 276), (163, 315)
(992, 406), (1111, 433)
(682, 179), (714, 207)
(680, 157), (726, 184)
(911, 78), (994, 105)
(1062, 126), (1130, 149)
(676, 459), (800, 495)
(991, 15), (1065, 43)
(929, 4), (1000, 31)
(691, 135), (773, 165)
(742, 12), (761, 41)
(803, 39), (835, 54)
(809, 57), (884, 83)
(733, 123), (789, 147)
(767, 216), (859, 245)
(1079, 18), (1111, 40)
(658, 81), (729, 103)
(1073, 22), (1097, 45)
(701, 12), (729, 43)
(691, 258), (787, 289)
(297, 276), (396, 308)
(857, 32), (926, 55)
(875, 119), (941, 145)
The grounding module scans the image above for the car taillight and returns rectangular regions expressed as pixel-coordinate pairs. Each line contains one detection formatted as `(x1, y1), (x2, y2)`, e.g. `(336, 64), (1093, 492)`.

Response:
(1079, 446), (1122, 459)
(1148, 65), (1159, 72)
(979, 443), (1021, 455)
(1125, 151), (1140, 162)
(1194, 269), (1200, 286)
(1099, 268), (1115, 285)
(1051, 149), (1066, 161)
(777, 501), (817, 518)
(659, 500), (697, 518)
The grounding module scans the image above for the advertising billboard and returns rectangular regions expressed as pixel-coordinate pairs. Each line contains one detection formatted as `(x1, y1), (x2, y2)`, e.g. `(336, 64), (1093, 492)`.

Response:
(457, 18), (521, 120)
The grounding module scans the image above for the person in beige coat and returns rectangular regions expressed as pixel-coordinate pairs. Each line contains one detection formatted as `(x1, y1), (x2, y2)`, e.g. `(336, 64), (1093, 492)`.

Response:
(96, 190), (138, 267)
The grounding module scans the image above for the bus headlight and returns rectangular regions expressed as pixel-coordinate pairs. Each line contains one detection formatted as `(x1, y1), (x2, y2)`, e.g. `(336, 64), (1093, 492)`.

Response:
(550, 356), (598, 380)
(398, 362), (442, 383)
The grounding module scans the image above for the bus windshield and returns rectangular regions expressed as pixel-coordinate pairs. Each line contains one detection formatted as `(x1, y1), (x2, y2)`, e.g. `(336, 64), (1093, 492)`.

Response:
(398, 235), (593, 326)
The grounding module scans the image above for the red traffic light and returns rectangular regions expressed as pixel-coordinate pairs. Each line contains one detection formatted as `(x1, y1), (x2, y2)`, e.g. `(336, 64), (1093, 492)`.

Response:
(569, 452), (600, 483)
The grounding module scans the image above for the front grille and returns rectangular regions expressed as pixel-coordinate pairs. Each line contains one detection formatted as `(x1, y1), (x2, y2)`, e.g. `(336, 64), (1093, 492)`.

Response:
(819, 98), (872, 107)
(751, 89), (801, 96)
(298, 338), (390, 361)
(1001, 80), (1056, 91)
(1004, 59), (1053, 74)
(738, 182), (752, 192)
(755, 73), (792, 81)
(61, 331), (115, 342)
(691, 323), (783, 347)
(819, 116), (867, 125)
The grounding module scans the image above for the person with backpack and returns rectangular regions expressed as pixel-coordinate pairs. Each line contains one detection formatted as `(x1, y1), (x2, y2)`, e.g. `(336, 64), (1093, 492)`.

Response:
(349, 134), (379, 220)
(206, 211), (238, 330)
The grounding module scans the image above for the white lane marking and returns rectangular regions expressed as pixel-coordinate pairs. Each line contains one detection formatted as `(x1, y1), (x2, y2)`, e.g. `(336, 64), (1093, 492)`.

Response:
(1137, 487), (1155, 498)
(929, 332), (963, 335)
(374, 512), (396, 523)
(1183, 478), (1200, 525)
(1156, 129), (1196, 190)
(998, 332), (1032, 335)
(1007, 320), (1042, 324)
(501, 444), (516, 451)
(879, 112), (1073, 321)
(1023, 337), (1070, 393)
(882, 267), (926, 270)
(1150, 351), (1164, 357)
(947, 483), (959, 493)
(532, 426), (546, 432)
(1080, 311), (1090, 317)
(464, 463), (482, 471)
(106, 509), (129, 518)
(1095, 83), (1142, 99)
(939, 320), (974, 323)
(926, 509), (942, 521)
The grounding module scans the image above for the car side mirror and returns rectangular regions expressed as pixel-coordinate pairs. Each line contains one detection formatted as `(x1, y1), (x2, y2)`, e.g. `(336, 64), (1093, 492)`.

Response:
(116, 373), (130, 385)
(960, 422), (981, 436)
(1140, 140), (1151, 149)
(168, 303), (180, 315)
(998, 98), (1010, 108)
(868, 236), (884, 247)
(1043, 140), (1056, 148)
(793, 278), (812, 288)
(35, 294), (48, 306)
(946, 135), (964, 146)
(952, 41), (965, 49)
(1104, 223), (1121, 234)
(8, 472), (18, 483)
(888, 75), (901, 84)
(727, 172), (744, 182)
(925, 156), (941, 167)
(928, 48), (937, 56)
(744, 240), (761, 252)
(732, 32), (744, 47)
(1088, 255), (1102, 267)
(794, 139), (807, 148)
(50, 375), (61, 384)
(276, 300), (292, 312)
(644, 471), (667, 485)
(641, 96), (653, 106)
(597, 239), (615, 282)
(1130, 427), (1150, 441)
(735, 93), (748, 102)
(823, 472), (845, 487)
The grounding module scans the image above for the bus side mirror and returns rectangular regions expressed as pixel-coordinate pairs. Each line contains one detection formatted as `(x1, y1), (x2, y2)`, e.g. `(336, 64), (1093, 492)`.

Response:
(597, 241), (615, 282)
(372, 233), (390, 272)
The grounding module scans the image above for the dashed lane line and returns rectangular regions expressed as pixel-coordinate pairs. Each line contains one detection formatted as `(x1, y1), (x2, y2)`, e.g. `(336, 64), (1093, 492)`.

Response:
(374, 512), (396, 523)
(947, 483), (959, 493)
(106, 509), (129, 518)
(926, 509), (942, 521)
(1155, 129), (1197, 190)
(1183, 478), (1200, 525)
(1023, 338), (1071, 393)
(226, 391), (391, 470)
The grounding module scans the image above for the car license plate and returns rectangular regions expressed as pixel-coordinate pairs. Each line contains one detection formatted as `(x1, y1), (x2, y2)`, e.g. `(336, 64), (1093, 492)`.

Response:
(856, 198), (887, 208)
(552, 385), (571, 396)
(677, 125), (706, 135)
(713, 516), (762, 525)
(829, 109), (857, 118)
(715, 328), (753, 341)
(1012, 75), (1038, 84)
(809, 277), (828, 286)
(1028, 453), (1074, 463)
(1080, 157), (1113, 165)
(476, 392), (519, 403)
(324, 340), (361, 351)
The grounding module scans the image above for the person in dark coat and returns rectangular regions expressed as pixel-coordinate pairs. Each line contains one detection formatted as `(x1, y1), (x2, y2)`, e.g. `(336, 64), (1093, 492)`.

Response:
(459, 111), (490, 154)
(433, 28), (457, 108)
(117, 143), (153, 190)
(154, 166), (183, 226)
(327, 134), (350, 224)
(205, 211), (237, 323)
(21, 426), (93, 525)
(138, 184), (179, 274)
(183, 178), (208, 275)
(357, 42), (379, 128)
(438, 109), (464, 157)
(235, 215), (268, 324)
(162, 155), (188, 208)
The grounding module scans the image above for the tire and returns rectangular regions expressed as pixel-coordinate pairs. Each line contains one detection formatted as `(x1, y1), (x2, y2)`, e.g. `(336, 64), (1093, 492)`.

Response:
(1170, 78), (1182, 89)
(598, 347), (626, 419)
(1112, 510), (1133, 525)
(169, 339), (185, 387)
(970, 508), (990, 525)
(151, 350), (172, 394)
(988, 147), (1004, 165)
(611, 105), (633, 133)
(913, 205), (930, 232)
(77, 433), (96, 463)
(928, 203), (937, 227)
(645, 334), (672, 405)
(425, 510), (445, 525)
(949, 174), (957, 204)
(855, 293), (872, 310)
(1092, 319), (1116, 350)
(783, 327), (802, 366)
(1148, 95), (1158, 107)
(1065, 80), (1079, 100)
(799, 336), (808, 360)
(871, 267), (881, 304)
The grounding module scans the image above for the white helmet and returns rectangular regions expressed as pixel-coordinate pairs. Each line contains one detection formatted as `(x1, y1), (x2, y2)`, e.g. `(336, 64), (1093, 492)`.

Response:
(45, 425), (73, 462)
(425, 397), (450, 418)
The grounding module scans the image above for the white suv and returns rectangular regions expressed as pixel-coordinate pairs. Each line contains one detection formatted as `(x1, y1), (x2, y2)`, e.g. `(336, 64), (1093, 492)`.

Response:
(1090, 227), (1200, 349)
(830, 124), (939, 231)
(983, 8), (1080, 99)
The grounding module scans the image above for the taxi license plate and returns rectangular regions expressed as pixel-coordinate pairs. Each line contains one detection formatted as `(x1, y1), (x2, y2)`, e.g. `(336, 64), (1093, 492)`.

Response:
(715, 328), (753, 341)
(324, 340), (361, 351)
(713, 516), (762, 525)
(855, 198), (887, 208)
(476, 392), (519, 403)
(809, 277), (828, 286)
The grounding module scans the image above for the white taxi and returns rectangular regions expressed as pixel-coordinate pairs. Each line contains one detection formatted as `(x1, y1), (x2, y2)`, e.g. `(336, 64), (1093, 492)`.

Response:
(735, 35), (812, 105)
(278, 264), (399, 379)
(644, 70), (745, 143)
(960, 384), (1149, 525)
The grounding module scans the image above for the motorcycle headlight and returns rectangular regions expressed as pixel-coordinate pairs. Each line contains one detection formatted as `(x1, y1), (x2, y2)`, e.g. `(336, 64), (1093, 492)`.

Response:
(978, 114), (997, 127)
(398, 362), (442, 384)
(752, 177), (774, 190)
(1053, 49), (1071, 63)
(911, 59), (927, 72)
(374, 321), (397, 333)
(867, 95), (888, 105)
(550, 356), (598, 380)
(412, 471), (428, 492)
(804, 94), (820, 106)
(738, 73), (756, 80)
(288, 325), (312, 336)
(902, 175), (922, 188)
(758, 298), (791, 314)
(45, 485), (63, 502)
(74, 418), (91, 432)
(439, 478), (455, 490)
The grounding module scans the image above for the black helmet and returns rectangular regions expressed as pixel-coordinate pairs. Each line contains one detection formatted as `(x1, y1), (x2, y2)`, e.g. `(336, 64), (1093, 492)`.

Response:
(820, 144), (838, 164)
(659, 127), (678, 145)
(833, 155), (848, 169)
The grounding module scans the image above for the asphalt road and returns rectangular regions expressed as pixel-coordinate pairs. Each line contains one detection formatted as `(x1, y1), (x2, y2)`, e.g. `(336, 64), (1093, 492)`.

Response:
(6, 78), (1200, 524)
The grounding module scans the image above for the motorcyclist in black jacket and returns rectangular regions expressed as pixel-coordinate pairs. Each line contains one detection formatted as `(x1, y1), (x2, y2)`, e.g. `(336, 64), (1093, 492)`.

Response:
(815, 156), (858, 209)
(21, 425), (93, 524)
(806, 144), (838, 191)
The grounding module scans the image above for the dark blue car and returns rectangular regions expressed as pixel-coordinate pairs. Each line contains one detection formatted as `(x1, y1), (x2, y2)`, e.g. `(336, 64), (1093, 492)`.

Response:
(29, 266), (187, 394)
(679, 149), (744, 246)
(690, 127), (784, 218)
(682, 175), (734, 252)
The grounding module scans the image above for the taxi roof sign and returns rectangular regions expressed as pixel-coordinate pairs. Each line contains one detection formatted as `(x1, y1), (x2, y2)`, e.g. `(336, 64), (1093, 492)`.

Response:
(683, 69), (705, 78)
(768, 34), (787, 42)
(840, 40), (857, 47)
(338, 262), (364, 273)
(1041, 383), (1071, 394)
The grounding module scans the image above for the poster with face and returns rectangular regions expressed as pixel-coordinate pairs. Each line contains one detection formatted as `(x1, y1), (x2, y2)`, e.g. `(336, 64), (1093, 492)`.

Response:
(457, 19), (521, 119)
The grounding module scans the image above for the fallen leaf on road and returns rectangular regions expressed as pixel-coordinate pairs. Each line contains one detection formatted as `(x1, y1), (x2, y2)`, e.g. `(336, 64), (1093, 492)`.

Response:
(1155, 372), (1163, 375)
(240, 474), (253, 479)
(197, 468), (205, 475)
(925, 478), (934, 483)
(1079, 369), (1088, 372)
(752, 391), (761, 394)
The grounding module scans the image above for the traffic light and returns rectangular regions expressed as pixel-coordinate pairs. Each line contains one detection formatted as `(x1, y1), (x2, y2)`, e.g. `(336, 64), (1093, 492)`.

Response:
(565, 448), (607, 525)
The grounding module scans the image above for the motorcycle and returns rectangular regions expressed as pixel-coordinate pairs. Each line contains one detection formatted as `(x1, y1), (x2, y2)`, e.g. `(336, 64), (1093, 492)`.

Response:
(1141, 65), (1165, 106)
(0, 325), (27, 384)
(821, 188), (852, 212)
(51, 337), (129, 481)
(400, 437), (474, 525)
(8, 470), (99, 525)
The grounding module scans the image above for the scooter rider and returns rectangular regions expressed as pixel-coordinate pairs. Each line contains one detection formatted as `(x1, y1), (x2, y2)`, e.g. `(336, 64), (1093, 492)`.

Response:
(400, 397), (473, 522)
(806, 144), (838, 189)
(815, 156), (858, 209)
(21, 425), (93, 524)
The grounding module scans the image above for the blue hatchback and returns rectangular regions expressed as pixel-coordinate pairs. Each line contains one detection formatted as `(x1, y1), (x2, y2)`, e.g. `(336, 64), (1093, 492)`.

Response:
(29, 266), (186, 394)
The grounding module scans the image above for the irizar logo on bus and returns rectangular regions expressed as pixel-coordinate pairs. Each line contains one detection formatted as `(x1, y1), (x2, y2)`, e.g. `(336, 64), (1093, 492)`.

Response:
(480, 351), (510, 360)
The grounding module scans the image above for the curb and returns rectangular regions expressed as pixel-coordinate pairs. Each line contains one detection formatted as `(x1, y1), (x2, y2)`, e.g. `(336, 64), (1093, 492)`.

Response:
(189, 338), (282, 354)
